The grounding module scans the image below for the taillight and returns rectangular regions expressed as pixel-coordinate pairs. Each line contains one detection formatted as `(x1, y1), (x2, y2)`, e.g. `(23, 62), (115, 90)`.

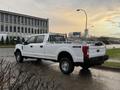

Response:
(82, 46), (89, 59)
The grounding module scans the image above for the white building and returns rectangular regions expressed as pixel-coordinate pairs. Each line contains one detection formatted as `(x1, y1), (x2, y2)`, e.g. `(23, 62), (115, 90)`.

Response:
(0, 10), (49, 40)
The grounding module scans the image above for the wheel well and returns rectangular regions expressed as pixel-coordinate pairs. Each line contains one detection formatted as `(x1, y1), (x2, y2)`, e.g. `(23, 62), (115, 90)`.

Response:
(58, 51), (73, 62)
(14, 49), (21, 55)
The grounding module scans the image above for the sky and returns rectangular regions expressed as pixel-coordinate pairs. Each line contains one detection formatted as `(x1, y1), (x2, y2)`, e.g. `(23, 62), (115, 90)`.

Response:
(0, 0), (120, 38)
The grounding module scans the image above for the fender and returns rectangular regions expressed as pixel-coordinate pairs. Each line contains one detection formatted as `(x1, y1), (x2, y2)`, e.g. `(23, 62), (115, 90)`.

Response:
(56, 46), (76, 62)
(14, 44), (23, 55)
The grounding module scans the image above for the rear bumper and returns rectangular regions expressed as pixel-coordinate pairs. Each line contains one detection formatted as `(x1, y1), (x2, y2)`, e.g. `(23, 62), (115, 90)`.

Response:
(85, 55), (109, 66)
(74, 55), (109, 66)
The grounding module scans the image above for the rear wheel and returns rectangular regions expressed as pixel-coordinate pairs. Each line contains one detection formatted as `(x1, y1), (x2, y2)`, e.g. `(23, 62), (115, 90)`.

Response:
(15, 51), (23, 63)
(59, 57), (74, 75)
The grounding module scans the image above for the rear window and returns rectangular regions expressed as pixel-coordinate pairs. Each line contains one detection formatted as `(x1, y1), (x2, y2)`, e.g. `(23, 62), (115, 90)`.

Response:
(36, 35), (44, 43)
(48, 35), (66, 42)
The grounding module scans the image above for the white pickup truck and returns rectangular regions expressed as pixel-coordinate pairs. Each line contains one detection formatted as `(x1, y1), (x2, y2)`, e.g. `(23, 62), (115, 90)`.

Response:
(14, 33), (108, 74)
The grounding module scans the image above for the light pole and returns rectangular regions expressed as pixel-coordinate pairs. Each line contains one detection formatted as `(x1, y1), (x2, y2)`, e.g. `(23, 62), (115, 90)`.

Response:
(76, 9), (88, 38)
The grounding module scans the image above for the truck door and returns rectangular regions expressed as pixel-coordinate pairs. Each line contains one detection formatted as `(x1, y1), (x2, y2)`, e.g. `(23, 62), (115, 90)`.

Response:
(22, 36), (36, 57)
(44, 34), (66, 60)
(33, 35), (45, 58)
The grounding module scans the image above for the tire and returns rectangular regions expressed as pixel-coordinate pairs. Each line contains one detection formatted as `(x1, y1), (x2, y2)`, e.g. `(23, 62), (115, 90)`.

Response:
(15, 51), (23, 63)
(59, 57), (74, 75)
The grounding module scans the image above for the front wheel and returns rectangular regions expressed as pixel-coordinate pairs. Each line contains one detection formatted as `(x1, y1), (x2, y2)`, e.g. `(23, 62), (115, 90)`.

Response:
(59, 58), (74, 75)
(15, 51), (23, 63)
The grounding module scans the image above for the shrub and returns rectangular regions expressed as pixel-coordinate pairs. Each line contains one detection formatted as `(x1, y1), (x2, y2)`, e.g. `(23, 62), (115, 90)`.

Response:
(5, 36), (10, 45)
(1, 36), (4, 45)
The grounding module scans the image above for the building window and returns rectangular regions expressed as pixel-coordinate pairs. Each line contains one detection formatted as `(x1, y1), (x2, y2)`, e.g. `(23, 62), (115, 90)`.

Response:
(43, 29), (45, 33)
(37, 20), (39, 26)
(39, 20), (41, 26)
(35, 19), (37, 26)
(38, 29), (39, 34)
(40, 29), (42, 33)
(32, 19), (34, 26)
(39, 29), (41, 34)
(41, 21), (43, 27)
(14, 15), (17, 24)
(28, 18), (30, 25)
(5, 14), (8, 23)
(45, 21), (48, 27)
(18, 16), (20, 24)
(43, 29), (44, 33)
(25, 17), (27, 25)
(18, 27), (20, 32)
(32, 28), (33, 33)
(0, 13), (1, 21)
(33, 19), (35, 26)
(30, 19), (32, 26)
(10, 15), (12, 23)
(34, 19), (36, 26)
(25, 27), (27, 33)
(27, 18), (29, 25)
(1, 13), (4, 22)
(7, 15), (10, 23)
(5, 26), (8, 32)
(28, 28), (30, 33)
(10, 26), (12, 32)
(43, 21), (45, 27)
(43, 21), (47, 27)
(21, 27), (24, 33)
(35, 29), (36, 34)
(14, 26), (16, 32)
(45, 29), (48, 33)
(21, 17), (24, 24)
(1, 25), (4, 32)
(40, 21), (42, 26)
(44, 29), (45, 33)
(42, 21), (45, 27)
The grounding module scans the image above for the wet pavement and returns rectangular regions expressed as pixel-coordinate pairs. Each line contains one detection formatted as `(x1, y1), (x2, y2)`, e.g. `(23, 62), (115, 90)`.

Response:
(0, 48), (120, 90)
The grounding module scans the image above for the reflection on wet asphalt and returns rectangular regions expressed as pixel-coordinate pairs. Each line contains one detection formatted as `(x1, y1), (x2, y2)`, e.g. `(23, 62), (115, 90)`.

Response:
(0, 48), (120, 90)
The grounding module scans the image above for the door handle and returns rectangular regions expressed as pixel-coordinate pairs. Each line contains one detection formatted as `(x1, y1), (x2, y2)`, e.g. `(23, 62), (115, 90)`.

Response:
(40, 45), (43, 48)
(30, 45), (33, 48)
(97, 49), (100, 52)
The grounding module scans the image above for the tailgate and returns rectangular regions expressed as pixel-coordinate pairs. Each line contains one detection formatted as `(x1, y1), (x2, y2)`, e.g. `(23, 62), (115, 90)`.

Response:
(89, 45), (106, 58)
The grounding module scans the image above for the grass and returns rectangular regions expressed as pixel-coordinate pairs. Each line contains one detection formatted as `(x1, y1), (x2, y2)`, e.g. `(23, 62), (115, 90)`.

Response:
(103, 62), (120, 68)
(106, 48), (120, 60)
(0, 45), (15, 48)
(104, 48), (120, 68)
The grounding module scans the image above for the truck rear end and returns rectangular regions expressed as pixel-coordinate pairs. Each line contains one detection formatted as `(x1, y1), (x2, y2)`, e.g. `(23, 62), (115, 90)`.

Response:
(82, 42), (109, 67)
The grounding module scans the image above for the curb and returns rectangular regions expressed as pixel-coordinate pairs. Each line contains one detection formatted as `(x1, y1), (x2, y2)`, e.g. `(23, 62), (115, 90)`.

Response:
(93, 66), (120, 72)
